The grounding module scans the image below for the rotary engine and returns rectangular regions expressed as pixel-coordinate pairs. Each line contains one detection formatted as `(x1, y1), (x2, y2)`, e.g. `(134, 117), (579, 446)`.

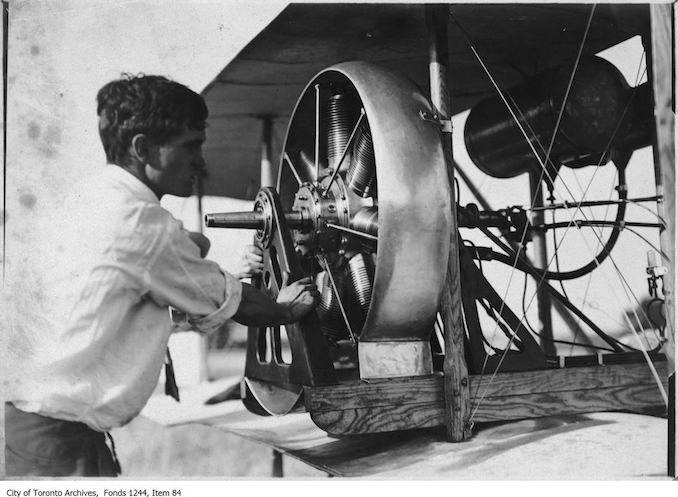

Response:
(205, 57), (654, 415)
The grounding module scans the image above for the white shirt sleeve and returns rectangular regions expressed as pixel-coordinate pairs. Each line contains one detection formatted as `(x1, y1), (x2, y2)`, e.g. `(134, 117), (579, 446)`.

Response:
(143, 218), (242, 335)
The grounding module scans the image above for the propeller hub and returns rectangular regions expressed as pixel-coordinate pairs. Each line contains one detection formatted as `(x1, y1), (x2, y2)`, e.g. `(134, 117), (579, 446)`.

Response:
(291, 173), (350, 259)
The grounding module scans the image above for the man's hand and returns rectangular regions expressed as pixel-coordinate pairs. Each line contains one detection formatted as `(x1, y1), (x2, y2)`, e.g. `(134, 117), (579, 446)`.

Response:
(186, 231), (211, 258)
(233, 278), (320, 327)
(235, 244), (264, 279)
(276, 276), (321, 323)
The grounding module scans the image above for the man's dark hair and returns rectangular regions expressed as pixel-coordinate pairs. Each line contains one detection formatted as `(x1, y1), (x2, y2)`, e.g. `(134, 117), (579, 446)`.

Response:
(96, 74), (208, 166)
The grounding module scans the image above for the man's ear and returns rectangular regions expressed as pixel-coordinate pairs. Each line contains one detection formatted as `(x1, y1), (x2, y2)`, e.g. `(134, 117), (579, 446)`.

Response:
(130, 134), (151, 165)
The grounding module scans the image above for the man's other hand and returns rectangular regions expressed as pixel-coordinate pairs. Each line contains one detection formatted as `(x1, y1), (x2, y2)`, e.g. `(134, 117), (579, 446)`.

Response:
(235, 244), (264, 279)
(276, 276), (321, 323)
(187, 231), (211, 258)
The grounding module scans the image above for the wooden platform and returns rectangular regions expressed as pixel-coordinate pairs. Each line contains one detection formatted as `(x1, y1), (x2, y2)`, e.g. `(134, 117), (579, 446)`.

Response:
(140, 377), (670, 478)
(306, 361), (668, 435)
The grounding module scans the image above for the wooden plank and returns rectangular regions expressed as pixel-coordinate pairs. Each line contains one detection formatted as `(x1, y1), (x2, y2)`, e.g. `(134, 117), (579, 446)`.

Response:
(647, 2), (675, 371)
(310, 402), (445, 436)
(307, 384), (665, 435)
(1, 1), (5, 283)
(471, 361), (668, 398)
(306, 375), (444, 412)
(471, 384), (666, 423)
(426, 3), (471, 443)
(647, 3), (675, 476)
(307, 362), (668, 412)
(306, 362), (667, 434)
(309, 382), (665, 435)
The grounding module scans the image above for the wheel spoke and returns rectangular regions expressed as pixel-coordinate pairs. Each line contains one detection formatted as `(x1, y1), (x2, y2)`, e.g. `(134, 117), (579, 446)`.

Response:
(326, 222), (378, 242)
(318, 254), (357, 343)
(314, 84), (321, 183)
(283, 152), (303, 186)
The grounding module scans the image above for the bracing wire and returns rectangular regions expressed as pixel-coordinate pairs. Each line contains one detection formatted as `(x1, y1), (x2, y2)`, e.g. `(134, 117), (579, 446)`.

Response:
(451, 7), (667, 420)
(537, 57), (657, 350)
(484, 224), (644, 351)
(564, 56), (649, 280)
(485, 235), (633, 351)
(453, 7), (600, 416)
(582, 223), (665, 349)
(626, 198), (668, 227)
(617, 226), (668, 262)
(521, 266), (617, 352)
(561, 213), (667, 399)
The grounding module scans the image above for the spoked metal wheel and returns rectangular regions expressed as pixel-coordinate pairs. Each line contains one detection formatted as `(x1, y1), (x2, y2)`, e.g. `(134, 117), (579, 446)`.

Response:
(277, 62), (452, 376)
(207, 62), (452, 414)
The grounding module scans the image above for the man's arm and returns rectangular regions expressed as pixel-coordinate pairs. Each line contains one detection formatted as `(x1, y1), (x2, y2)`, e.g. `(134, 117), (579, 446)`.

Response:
(185, 235), (317, 325)
(147, 223), (319, 333)
(233, 277), (319, 327)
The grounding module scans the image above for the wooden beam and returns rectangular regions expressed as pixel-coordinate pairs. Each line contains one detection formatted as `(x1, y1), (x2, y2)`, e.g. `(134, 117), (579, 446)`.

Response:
(529, 171), (555, 355)
(272, 449), (283, 477)
(646, 2), (675, 478)
(648, 1), (675, 365)
(425, 3), (471, 443)
(306, 361), (668, 435)
(1, 1), (6, 283)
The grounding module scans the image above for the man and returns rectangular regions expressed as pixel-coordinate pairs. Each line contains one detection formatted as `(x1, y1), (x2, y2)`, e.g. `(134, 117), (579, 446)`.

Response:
(4, 74), (319, 477)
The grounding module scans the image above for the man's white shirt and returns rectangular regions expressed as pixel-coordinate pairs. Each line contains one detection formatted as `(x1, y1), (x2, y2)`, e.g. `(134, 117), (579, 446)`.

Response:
(6, 165), (242, 431)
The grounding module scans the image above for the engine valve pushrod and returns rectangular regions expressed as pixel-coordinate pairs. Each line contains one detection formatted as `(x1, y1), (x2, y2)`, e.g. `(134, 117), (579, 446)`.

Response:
(527, 195), (662, 212)
(283, 152), (303, 186)
(205, 211), (307, 229)
(326, 222), (378, 241)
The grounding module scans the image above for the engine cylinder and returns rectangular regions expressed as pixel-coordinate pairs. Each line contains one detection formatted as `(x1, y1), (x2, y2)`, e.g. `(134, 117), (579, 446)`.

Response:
(350, 206), (378, 237)
(347, 253), (374, 323)
(316, 270), (349, 342)
(299, 149), (315, 171)
(327, 92), (352, 172)
(348, 123), (377, 197)
(464, 56), (651, 178)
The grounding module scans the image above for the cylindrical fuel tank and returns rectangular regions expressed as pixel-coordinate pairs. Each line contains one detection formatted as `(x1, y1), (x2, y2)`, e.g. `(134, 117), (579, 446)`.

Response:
(464, 56), (651, 178)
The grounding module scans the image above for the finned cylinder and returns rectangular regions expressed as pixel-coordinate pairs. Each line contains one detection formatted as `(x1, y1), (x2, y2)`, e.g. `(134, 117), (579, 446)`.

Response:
(350, 206), (378, 237)
(347, 253), (374, 323)
(316, 270), (349, 342)
(327, 92), (352, 172)
(347, 123), (377, 197)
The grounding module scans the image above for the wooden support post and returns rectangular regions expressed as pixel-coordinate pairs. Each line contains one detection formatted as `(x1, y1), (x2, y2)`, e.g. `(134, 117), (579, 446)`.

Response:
(272, 449), (283, 477)
(645, 2), (675, 477)
(529, 171), (555, 356)
(671, 373), (676, 477)
(425, 4), (471, 442)
(1, 1), (7, 283)
(260, 116), (275, 188)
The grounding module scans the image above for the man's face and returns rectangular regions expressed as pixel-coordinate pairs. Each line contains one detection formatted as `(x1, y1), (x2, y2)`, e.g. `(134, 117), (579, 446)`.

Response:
(146, 125), (207, 198)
